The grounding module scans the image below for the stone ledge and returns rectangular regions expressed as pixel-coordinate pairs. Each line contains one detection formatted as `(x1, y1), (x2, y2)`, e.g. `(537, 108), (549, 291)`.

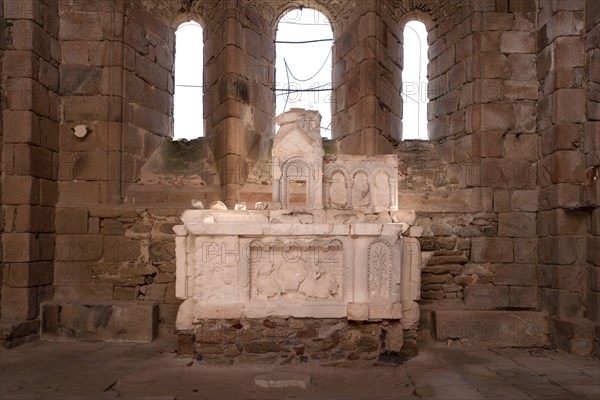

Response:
(41, 302), (158, 342)
(433, 310), (549, 348)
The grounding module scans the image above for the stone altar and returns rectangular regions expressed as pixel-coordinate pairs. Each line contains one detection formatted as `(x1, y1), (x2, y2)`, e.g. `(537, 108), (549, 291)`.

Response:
(174, 109), (422, 360)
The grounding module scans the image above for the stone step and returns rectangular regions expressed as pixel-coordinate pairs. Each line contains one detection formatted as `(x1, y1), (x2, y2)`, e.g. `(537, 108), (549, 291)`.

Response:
(433, 309), (549, 348)
(254, 372), (311, 389)
(41, 302), (158, 342)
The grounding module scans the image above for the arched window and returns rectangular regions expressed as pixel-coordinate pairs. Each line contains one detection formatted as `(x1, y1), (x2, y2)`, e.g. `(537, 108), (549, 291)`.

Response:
(275, 8), (333, 138)
(174, 21), (203, 140)
(401, 21), (428, 140)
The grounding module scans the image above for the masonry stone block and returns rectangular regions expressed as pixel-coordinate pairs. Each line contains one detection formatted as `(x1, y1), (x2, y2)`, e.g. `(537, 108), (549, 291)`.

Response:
(53, 262), (93, 284)
(104, 236), (141, 263)
(500, 31), (535, 53)
(587, 237), (600, 267)
(541, 124), (583, 156)
(464, 285), (510, 309)
(513, 238), (537, 265)
(511, 190), (538, 211)
(539, 183), (582, 210)
(546, 208), (587, 235)
(2, 233), (40, 263)
(480, 54), (510, 79)
(553, 89), (586, 123)
(8, 262), (53, 287)
(63, 95), (122, 122)
(551, 150), (586, 183)
(538, 265), (585, 290)
(489, 264), (536, 286)
(542, 289), (584, 319)
(472, 237), (513, 263)
(539, 236), (586, 265)
(54, 284), (114, 302)
(480, 103), (514, 131)
(57, 182), (99, 205)
(1, 287), (38, 321)
(498, 212), (536, 237)
(434, 309), (548, 347)
(55, 207), (88, 234)
(13, 205), (53, 233)
(55, 235), (102, 262)
(41, 302), (158, 342)
(3, 175), (39, 205)
(509, 286), (539, 308)
(481, 159), (537, 189)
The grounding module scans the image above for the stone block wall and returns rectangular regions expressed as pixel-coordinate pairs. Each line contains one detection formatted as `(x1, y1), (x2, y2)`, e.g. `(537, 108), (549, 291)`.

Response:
(0, 0), (597, 356)
(536, 0), (598, 356)
(332, 0), (401, 154)
(584, 0), (600, 357)
(53, 206), (181, 337)
(1, 0), (60, 347)
(57, 0), (175, 206)
(183, 318), (406, 366)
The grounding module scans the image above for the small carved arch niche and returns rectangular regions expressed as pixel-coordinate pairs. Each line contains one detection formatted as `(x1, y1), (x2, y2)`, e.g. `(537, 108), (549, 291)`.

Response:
(282, 158), (312, 209)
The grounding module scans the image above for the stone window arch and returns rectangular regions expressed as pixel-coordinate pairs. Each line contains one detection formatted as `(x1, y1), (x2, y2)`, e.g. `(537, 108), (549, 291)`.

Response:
(274, 7), (334, 138)
(401, 19), (429, 140)
(173, 20), (204, 139)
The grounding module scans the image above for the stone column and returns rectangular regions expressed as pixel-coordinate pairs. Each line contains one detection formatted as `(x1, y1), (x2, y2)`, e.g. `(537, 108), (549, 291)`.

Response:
(1, 0), (60, 347)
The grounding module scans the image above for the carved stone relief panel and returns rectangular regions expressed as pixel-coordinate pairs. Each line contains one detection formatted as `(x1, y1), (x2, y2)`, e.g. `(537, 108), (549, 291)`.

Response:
(323, 154), (398, 211)
(367, 239), (393, 302)
(374, 171), (392, 208)
(249, 239), (344, 301)
(351, 171), (371, 208)
(194, 236), (240, 303)
(326, 170), (349, 209)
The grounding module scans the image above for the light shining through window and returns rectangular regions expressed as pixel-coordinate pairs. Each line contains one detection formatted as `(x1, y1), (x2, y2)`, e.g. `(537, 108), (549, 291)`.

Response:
(174, 21), (203, 140)
(402, 21), (428, 140)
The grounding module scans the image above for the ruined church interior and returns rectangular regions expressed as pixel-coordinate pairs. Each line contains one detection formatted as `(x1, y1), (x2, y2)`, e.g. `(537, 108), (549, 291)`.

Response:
(1, 0), (599, 398)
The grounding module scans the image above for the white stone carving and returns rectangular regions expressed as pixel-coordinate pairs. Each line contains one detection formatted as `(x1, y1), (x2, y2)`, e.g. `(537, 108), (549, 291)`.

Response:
(175, 108), (422, 336)
(368, 240), (392, 302)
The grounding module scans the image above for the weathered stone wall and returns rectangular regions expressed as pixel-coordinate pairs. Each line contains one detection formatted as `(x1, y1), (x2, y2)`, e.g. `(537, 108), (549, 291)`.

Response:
(584, 0), (600, 357)
(0, 0), (597, 355)
(57, 0), (175, 206)
(181, 318), (406, 366)
(536, 0), (596, 356)
(52, 206), (180, 337)
(1, 0), (60, 347)
(395, 1), (542, 330)
(0, 0), (5, 324)
(332, 0), (400, 154)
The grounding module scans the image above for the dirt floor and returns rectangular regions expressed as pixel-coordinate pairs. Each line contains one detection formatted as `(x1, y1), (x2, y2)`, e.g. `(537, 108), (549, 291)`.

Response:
(1, 338), (598, 399)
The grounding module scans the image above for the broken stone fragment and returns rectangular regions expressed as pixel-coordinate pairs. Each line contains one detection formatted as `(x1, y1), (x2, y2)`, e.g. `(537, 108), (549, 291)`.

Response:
(391, 210), (416, 225)
(234, 202), (246, 210)
(191, 199), (204, 209)
(209, 201), (227, 210)
(255, 201), (268, 210)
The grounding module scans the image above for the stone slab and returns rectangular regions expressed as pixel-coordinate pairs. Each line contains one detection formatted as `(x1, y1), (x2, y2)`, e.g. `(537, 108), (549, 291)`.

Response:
(41, 302), (158, 342)
(254, 372), (311, 389)
(434, 310), (549, 348)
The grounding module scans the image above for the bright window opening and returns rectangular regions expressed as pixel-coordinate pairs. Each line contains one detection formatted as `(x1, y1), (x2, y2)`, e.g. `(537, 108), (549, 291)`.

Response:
(401, 21), (428, 140)
(174, 21), (203, 140)
(275, 8), (333, 138)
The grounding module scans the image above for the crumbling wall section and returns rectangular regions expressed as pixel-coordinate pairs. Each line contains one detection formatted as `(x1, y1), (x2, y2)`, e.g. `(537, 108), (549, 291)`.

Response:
(53, 206), (181, 338)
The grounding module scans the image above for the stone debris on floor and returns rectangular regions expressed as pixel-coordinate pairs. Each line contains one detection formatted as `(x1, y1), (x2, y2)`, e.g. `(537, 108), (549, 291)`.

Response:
(1, 338), (598, 400)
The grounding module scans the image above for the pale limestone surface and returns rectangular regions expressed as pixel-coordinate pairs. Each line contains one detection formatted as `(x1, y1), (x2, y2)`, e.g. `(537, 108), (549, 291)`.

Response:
(174, 109), (422, 334)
